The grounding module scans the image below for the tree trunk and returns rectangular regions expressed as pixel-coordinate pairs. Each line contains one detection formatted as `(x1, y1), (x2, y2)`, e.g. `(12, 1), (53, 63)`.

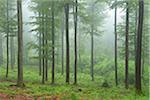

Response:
(17, 0), (24, 87)
(6, 0), (9, 78)
(135, 0), (144, 93)
(91, 25), (94, 81)
(42, 10), (45, 84)
(65, 3), (70, 84)
(114, 3), (118, 86)
(125, 2), (129, 89)
(51, 2), (55, 84)
(45, 12), (48, 81)
(61, 11), (64, 75)
(74, 0), (78, 84)
(134, 4), (138, 71)
(39, 12), (42, 76)
(90, 4), (94, 81)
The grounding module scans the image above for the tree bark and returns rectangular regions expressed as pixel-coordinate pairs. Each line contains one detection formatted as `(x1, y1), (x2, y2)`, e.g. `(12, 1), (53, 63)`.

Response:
(61, 11), (64, 75)
(45, 12), (48, 81)
(39, 12), (42, 76)
(74, 0), (78, 84)
(90, 5), (94, 81)
(6, 0), (9, 78)
(51, 2), (55, 84)
(42, 10), (45, 84)
(125, 2), (129, 89)
(65, 3), (70, 83)
(114, 3), (118, 86)
(91, 25), (94, 81)
(134, 4), (138, 71)
(17, 0), (24, 87)
(135, 0), (144, 93)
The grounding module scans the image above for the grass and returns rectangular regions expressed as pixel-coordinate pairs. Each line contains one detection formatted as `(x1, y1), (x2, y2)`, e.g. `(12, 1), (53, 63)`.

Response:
(0, 66), (149, 100)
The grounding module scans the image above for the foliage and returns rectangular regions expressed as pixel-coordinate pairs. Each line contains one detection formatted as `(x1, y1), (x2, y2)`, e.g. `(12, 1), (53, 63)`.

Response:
(0, 66), (149, 100)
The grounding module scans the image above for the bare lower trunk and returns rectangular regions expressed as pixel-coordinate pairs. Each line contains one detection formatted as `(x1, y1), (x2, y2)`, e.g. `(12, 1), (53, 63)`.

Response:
(114, 4), (118, 86)
(125, 2), (129, 89)
(17, 0), (24, 87)
(51, 2), (55, 84)
(39, 12), (42, 76)
(61, 13), (64, 75)
(42, 10), (45, 84)
(65, 3), (70, 83)
(45, 13), (48, 81)
(74, 0), (78, 84)
(91, 26), (94, 81)
(135, 0), (144, 93)
(6, 0), (9, 78)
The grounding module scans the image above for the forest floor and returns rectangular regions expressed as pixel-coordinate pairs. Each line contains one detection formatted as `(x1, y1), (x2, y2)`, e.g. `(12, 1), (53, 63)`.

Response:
(0, 66), (149, 100)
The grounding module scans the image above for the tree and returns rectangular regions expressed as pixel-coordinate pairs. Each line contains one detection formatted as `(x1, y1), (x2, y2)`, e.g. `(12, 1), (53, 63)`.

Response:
(38, 12), (42, 76)
(0, 0), (17, 70)
(65, 3), (70, 83)
(17, 0), (24, 87)
(78, 0), (106, 80)
(135, 0), (144, 93)
(125, 2), (129, 89)
(114, 0), (118, 86)
(42, 8), (45, 84)
(61, 11), (64, 75)
(51, 1), (55, 84)
(74, 0), (78, 84)
(6, 0), (9, 78)
(45, 11), (48, 81)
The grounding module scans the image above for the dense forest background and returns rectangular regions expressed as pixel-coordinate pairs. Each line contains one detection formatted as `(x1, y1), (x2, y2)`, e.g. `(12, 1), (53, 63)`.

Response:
(0, 0), (149, 99)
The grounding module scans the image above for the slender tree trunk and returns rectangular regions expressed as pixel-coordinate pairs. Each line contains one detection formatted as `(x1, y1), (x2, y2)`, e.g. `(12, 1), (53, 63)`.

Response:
(42, 10), (45, 84)
(90, 4), (94, 81)
(135, 0), (144, 93)
(6, 0), (9, 78)
(61, 12), (64, 75)
(51, 2), (55, 84)
(114, 3), (118, 86)
(45, 13), (48, 81)
(74, 0), (78, 84)
(39, 34), (42, 76)
(91, 25), (94, 81)
(125, 2), (129, 89)
(39, 12), (42, 76)
(134, 4), (138, 70)
(65, 3), (70, 83)
(78, 22), (82, 72)
(17, 0), (24, 87)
